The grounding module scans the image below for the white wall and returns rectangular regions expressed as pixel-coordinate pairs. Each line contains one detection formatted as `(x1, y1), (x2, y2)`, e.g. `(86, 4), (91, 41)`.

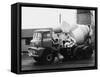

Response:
(0, 0), (99, 77)
(22, 7), (59, 29)
(22, 7), (76, 29)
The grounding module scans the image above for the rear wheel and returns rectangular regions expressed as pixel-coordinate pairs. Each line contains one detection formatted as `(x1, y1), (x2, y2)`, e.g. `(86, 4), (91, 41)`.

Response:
(75, 48), (84, 60)
(82, 46), (93, 59)
(74, 45), (93, 60)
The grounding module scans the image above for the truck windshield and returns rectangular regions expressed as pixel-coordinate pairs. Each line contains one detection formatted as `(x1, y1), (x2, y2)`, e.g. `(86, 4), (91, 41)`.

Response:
(33, 32), (42, 40)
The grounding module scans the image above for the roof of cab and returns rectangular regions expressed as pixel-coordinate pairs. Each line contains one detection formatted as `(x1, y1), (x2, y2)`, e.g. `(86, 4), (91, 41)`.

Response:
(22, 28), (52, 38)
(34, 29), (51, 33)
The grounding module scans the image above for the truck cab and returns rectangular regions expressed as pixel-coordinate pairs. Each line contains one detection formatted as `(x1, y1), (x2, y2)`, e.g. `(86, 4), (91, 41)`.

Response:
(28, 28), (55, 64)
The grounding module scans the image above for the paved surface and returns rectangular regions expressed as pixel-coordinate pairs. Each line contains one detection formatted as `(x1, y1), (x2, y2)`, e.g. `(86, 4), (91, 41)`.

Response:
(21, 53), (95, 71)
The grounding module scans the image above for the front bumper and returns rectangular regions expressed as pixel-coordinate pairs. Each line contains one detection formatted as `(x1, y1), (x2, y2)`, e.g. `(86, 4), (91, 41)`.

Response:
(28, 47), (44, 57)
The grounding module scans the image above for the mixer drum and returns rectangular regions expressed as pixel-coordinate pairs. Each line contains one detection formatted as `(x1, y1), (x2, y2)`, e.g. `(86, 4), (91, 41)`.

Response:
(60, 21), (90, 44)
(70, 25), (90, 44)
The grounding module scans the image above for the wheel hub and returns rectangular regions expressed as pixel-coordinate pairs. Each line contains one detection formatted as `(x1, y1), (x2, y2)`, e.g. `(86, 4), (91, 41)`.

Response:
(46, 54), (53, 61)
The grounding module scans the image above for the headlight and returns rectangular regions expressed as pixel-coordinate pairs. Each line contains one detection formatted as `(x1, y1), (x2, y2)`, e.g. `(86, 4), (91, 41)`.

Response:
(28, 52), (33, 56)
(28, 49), (37, 56)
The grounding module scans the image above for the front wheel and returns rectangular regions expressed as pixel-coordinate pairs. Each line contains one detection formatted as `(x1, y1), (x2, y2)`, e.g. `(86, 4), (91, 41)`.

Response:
(33, 57), (41, 62)
(41, 48), (55, 64)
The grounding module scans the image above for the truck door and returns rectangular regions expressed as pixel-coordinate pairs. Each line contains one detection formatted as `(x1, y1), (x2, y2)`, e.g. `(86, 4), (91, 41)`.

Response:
(42, 32), (52, 48)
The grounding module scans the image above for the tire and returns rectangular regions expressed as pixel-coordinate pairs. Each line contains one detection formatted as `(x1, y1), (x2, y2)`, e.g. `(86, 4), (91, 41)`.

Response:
(40, 48), (55, 64)
(74, 46), (93, 60)
(33, 57), (41, 62)
(82, 46), (93, 59)
(74, 47), (84, 60)
(60, 48), (70, 61)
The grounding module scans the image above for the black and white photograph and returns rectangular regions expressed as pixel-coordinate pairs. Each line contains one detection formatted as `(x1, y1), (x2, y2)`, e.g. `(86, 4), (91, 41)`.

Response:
(21, 5), (96, 71)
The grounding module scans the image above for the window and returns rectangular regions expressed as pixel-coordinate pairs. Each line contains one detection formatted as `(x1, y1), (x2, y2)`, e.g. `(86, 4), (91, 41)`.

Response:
(33, 32), (42, 41)
(43, 32), (51, 38)
(25, 38), (32, 45)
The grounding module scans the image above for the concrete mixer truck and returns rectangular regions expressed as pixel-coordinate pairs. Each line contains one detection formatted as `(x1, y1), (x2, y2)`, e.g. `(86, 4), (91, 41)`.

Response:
(28, 25), (93, 64)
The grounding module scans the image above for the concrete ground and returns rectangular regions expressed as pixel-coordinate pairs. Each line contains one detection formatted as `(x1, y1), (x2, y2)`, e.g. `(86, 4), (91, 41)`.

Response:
(21, 52), (95, 71)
